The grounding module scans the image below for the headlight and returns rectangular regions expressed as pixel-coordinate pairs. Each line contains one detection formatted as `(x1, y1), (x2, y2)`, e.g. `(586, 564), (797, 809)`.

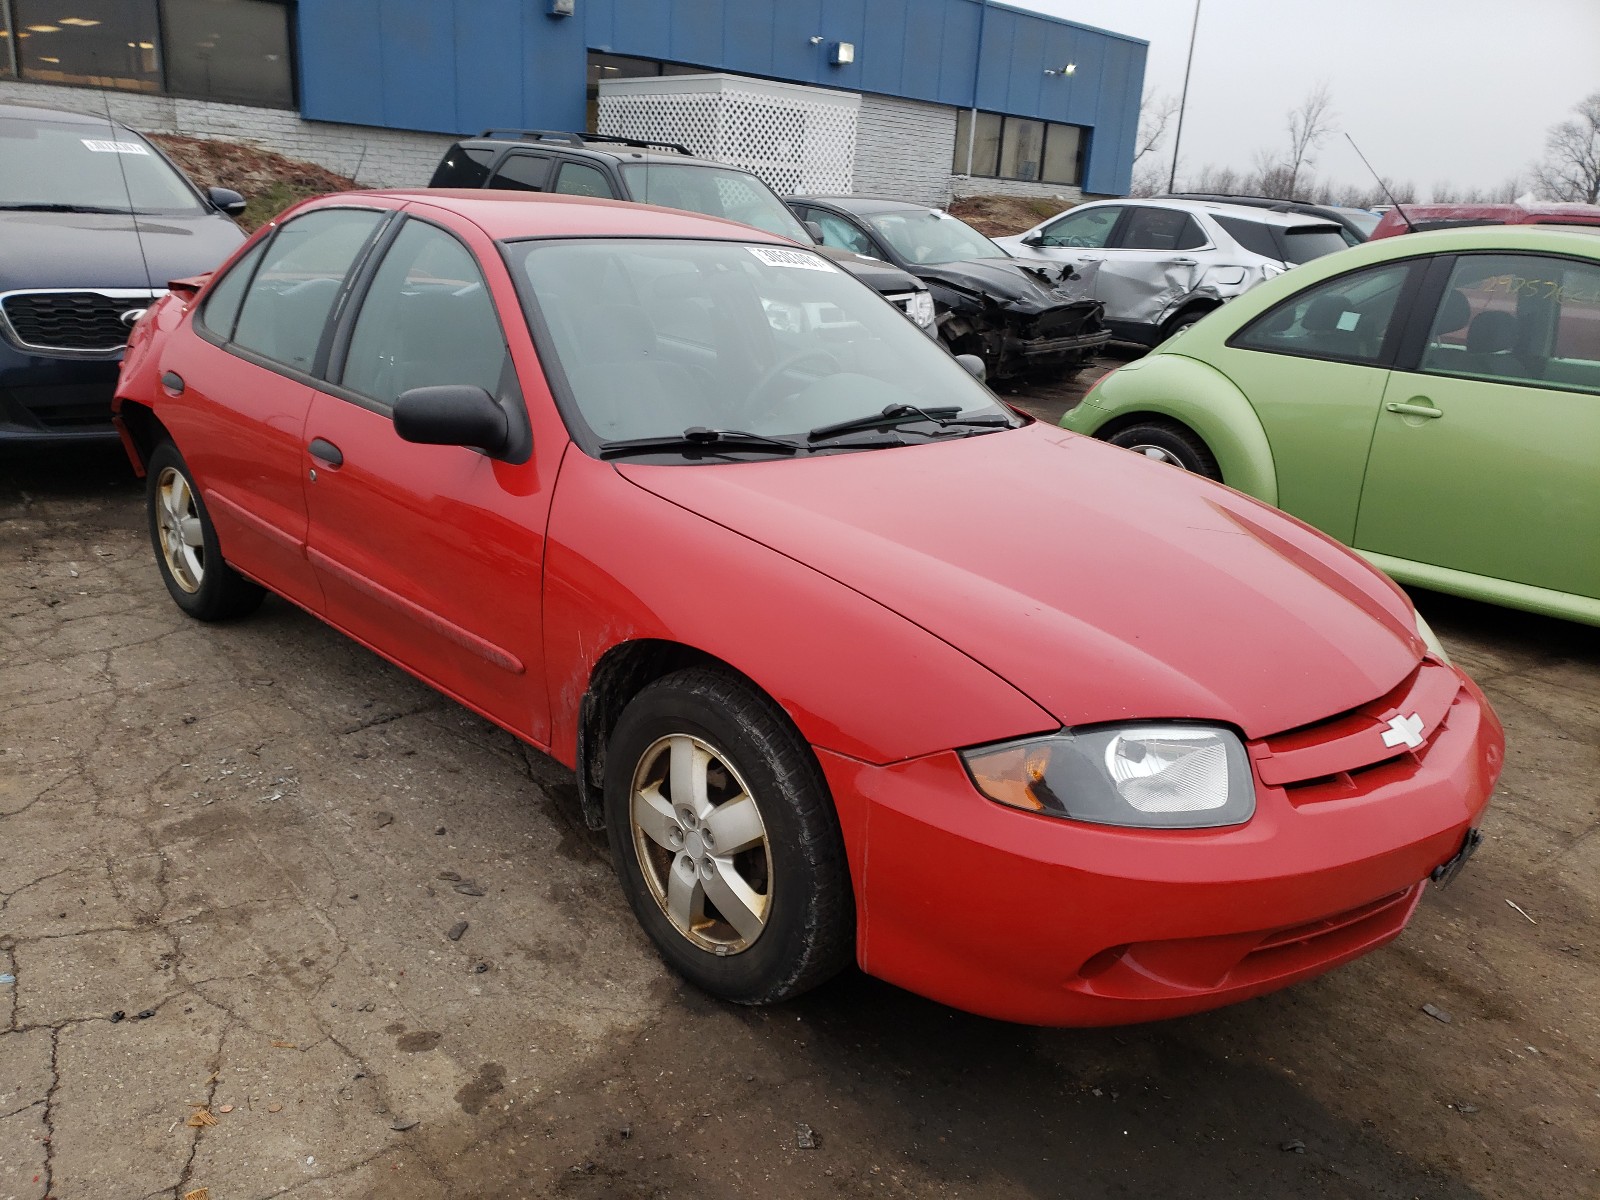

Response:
(905, 290), (936, 328)
(961, 724), (1256, 829)
(1414, 609), (1451, 666)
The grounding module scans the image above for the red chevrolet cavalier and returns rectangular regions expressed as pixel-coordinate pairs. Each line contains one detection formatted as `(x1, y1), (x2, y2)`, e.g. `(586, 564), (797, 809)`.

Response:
(114, 191), (1503, 1025)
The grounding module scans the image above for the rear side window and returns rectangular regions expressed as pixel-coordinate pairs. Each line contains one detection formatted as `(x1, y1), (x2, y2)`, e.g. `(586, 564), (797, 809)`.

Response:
(1119, 208), (1205, 251)
(1214, 215), (1281, 260)
(1231, 261), (1413, 366)
(430, 145), (496, 188)
(198, 240), (266, 341)
(231, 208), (386, 374)
(489, 153), (552, 192)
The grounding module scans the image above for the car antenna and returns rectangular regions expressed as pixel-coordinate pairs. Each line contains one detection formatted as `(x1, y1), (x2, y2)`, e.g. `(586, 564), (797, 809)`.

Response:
(94, 64), (157, 295)
(1344, 133), (1414, 234)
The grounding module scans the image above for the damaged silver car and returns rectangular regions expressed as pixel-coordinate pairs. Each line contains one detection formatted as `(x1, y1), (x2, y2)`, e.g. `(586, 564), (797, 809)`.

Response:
(790, 196), (1111, 381)
(994, 198), (1349, 345)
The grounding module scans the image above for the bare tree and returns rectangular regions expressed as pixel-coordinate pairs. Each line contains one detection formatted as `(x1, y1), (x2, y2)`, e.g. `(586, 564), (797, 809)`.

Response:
(1283, 83), (1337, 199)
(1531, 90), (1600, 203)
(1129, 91), (1181, 196)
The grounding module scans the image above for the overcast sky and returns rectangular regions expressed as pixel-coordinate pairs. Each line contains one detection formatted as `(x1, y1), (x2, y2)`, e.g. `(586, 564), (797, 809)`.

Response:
(1010, 0), (1600, 197)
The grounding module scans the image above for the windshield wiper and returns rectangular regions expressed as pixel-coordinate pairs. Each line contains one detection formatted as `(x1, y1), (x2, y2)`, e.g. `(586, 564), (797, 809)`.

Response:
(598, 426), (804, 460)
(0, 202), (137, 214)
(807, 404), (1012, 442)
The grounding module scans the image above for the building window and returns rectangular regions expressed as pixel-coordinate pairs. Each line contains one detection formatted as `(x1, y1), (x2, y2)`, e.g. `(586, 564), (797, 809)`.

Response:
(953, 109), (1086, 187)
(161, 0), (293, 108)
(0, 0), (292, 107)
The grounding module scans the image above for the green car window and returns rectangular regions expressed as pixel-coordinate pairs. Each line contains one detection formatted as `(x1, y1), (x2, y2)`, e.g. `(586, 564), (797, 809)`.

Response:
(1231, 261), (1414, 366)
(1419, 253), (1600, 396)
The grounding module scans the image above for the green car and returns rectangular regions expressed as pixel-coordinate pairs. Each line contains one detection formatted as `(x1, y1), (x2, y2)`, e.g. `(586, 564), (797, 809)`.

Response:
(1063, 224), (1600, 626)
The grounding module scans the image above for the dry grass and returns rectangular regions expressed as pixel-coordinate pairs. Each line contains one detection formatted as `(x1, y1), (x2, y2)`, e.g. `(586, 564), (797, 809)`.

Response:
(947, 194), (1074, 236)
(149, 134), (355, 232)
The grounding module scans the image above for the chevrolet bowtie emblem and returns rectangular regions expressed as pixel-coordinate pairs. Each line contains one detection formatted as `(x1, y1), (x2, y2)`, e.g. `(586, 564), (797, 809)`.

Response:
(1382, 713), (1425, 750)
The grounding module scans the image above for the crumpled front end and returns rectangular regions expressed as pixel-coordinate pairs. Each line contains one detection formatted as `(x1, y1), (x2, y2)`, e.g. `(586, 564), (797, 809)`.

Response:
(929, 258), (1112, 381)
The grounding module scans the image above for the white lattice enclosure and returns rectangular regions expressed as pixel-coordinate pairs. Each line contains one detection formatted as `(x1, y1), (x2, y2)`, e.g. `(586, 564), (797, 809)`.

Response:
(598, 73), (859, 196)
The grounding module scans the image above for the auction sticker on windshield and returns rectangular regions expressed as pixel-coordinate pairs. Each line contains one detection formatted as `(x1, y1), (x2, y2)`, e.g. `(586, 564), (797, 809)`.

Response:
(81, 139), (149, 154)
(748, 246), (835, 271)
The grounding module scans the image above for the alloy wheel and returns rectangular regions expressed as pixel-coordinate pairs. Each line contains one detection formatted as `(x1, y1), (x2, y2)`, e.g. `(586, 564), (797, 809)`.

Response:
(154, 466), (205, 592)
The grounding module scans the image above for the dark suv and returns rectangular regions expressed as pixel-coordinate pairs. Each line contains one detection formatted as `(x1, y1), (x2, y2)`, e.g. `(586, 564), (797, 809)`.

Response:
(429, 131), (936, 334)
(1, 103), (247, 445)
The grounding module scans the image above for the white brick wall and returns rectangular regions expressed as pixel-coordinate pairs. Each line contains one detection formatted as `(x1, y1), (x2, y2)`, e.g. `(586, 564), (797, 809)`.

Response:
(851, 94), (957, 206)
(0, 80), (455, 187)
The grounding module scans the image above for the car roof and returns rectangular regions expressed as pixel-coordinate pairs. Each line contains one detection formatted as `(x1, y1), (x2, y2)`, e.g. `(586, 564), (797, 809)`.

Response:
(304, 188), (799, 244)
(457, 134), (700, 167)
(1081, 197), (1341, 231)
(0, 101), (125, 126)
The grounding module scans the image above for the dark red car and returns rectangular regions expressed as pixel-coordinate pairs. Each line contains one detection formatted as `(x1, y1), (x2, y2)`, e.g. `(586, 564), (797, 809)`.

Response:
(1369, 201), (1600, 240)
(114, 190), (1503, 1026)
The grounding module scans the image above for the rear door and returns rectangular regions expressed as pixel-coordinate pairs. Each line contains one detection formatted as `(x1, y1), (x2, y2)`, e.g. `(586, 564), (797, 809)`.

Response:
(1355, 252), (1600, 601)
(162, 206), (390, 608)
(301, 212), (555, 741)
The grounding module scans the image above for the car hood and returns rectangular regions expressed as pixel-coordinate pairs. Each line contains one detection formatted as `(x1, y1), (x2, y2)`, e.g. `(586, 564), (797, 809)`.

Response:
(916, 256), (1093, 312)
(618, 424), (1421, 739)
(0, 209), (245, 292)
(813, 246), (924, 294)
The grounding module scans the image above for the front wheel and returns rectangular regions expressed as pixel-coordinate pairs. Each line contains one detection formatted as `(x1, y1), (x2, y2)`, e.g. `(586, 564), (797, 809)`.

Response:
(1105, 421), (1222, 480)
(146, 441), (265, 621)
(604, 668), (854, 1005)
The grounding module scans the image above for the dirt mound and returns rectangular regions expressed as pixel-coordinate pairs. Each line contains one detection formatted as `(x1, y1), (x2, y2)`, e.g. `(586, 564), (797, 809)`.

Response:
(948, 194), (1074, 237)
(149, 134), (355, 231)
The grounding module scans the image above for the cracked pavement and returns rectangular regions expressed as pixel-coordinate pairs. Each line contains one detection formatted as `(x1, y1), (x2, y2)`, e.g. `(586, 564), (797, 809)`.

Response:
(1, 438), (1596, 1200)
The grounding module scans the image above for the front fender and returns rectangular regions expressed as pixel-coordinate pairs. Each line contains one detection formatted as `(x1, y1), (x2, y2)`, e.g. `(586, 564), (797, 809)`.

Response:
(542, 449), (1058, 770)
(1068, 354), (1279, 506)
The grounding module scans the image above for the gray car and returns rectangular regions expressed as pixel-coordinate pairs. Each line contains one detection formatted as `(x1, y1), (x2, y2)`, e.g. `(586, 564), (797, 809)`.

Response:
(993, 198), (1349, 345)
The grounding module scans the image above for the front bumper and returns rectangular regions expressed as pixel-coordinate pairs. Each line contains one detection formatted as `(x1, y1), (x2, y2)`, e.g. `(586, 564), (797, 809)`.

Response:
(819, 673), (1502, 1026)
(0, 343), (123, 444)
(1015, 327), (1113, 358)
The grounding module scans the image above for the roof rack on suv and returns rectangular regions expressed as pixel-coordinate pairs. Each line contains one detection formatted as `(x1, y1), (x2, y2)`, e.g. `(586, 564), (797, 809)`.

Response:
(476, 129), (692, 155)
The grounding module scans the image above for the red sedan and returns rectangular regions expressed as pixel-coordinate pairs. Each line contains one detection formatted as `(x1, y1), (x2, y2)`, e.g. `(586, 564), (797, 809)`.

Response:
(114, 191), (1503, 1026)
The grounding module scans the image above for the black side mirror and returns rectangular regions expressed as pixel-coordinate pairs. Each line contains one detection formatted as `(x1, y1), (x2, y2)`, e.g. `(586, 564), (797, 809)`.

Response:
(393, 385), (509, 455)
(955, 353), (987, 383)
(803, 220), (826, 245)
(208, 187), (247, 217)
(1021, 231), (1045, 248)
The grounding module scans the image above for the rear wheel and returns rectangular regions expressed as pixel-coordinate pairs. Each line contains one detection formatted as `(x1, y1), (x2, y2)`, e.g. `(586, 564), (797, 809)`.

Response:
(604, 667), (853, 1005)
(1105, 421), (1221, 480)
(146, 441), (265, 621)
(1161, 308), (1210, 341)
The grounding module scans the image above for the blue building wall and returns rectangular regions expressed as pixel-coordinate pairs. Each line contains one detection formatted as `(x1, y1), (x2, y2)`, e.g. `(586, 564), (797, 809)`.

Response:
(295, 0), (1146, 194)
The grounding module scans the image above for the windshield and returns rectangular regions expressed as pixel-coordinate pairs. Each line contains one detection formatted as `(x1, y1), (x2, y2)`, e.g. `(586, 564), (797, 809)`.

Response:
(1282, 226), (1351, 264)
(619, 163), (812, 242)
(0, 116), (204, 215)
(507, 238), (1009, 451)
(864, 209), (1004, 265)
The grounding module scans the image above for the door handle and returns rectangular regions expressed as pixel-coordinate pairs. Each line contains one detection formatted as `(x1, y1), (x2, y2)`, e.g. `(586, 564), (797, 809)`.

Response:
(160, 371), (184, 395)
(308, 437), (344, 467)
(1170, 257), (1197, 265)
(1385, 401), (1443, 419)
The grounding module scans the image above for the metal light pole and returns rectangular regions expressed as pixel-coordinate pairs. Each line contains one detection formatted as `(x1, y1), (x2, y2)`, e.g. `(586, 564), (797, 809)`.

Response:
(1167, 0), (1201, 192)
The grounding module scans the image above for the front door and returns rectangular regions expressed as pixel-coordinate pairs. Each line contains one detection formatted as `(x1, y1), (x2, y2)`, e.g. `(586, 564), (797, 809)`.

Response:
(302, 216), (553, 741)
(1355, 251), (1600, 602)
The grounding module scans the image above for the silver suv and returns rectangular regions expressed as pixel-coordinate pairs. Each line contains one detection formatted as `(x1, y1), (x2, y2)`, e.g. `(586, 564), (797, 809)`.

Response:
(994, 198), (1348, 345)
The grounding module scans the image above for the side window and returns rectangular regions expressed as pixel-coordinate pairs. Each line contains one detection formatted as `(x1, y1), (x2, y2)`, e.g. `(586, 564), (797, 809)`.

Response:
(552, 161), (616, 198)
(1232, 261), (1414, 366)
(1040, 205), (1119, 248)
(1119, 207), (1205, 251)
(809, 210), (876, 257)
(231, 208), (386, 374)
(1214, 215), (1282, 260)
(197, 240), (266, 341)
(429, 144), (496, 188)
(341, 220), (509, 406)
(1420, 253), (1600, 394)
(489, 153), (551, 191)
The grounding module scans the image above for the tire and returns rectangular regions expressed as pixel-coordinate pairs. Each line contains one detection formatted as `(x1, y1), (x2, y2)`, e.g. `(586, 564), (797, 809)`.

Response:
(146, 440), (265, 621)
(604, 667), (854, 1005)
(1161, 309), (1210, 341)
(1105, 421), (1222, 480)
